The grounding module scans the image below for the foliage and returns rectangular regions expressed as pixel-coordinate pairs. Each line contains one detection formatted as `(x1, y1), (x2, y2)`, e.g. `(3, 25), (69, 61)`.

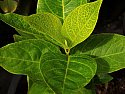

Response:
(37, 0), (90, 21)
(0, 0), (18, 13)
(0, 0), (125, 94)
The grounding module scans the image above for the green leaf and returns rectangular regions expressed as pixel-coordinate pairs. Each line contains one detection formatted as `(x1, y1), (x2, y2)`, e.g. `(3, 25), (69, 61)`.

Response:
(0, 0), (17, 13)
(0, 39), (60, 75)
(0, 39), (96, 93)
(61, 0), (102, 48)
(41, 53), (97, 93)
(0, 39), (60, 74)
(28, 82), (54, 94)
(24, 13), (65, 47)
(0, 13), (43, 39)
(0, 13), (65, 47)
(15, 29), (38, 39)
(0, 39), (60, 93)
(71, 33), (125, 74)
(37, 0), (88, 20)
(29, 83), (95, 94)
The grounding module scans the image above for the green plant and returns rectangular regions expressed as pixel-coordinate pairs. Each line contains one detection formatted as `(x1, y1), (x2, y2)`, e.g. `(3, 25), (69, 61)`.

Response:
(0, 0), (125, 94)
(0, 0), (18, 13)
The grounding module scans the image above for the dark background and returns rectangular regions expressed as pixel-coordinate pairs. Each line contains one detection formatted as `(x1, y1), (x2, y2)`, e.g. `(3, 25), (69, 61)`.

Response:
(0, 0), (125, 94)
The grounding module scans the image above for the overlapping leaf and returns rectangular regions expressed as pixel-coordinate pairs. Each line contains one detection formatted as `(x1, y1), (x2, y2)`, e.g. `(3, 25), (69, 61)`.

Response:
(61, 0), (102, 48)
(0, 0), (102, 50)
(0, 39), (60, 93)
(0, 39), (96, 94)
(37, 0), (89, 20)
(0, 39), (60, 76)
(41, 53), (97, 93)
(71, 33), (125, 74)
(0, 13), (65, 47)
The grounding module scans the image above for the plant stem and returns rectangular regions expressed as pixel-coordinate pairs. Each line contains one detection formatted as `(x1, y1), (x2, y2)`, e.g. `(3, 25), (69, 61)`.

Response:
(65, 48), (70, 56)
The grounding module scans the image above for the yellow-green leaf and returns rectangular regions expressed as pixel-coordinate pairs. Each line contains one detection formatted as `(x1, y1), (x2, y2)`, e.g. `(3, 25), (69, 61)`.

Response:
(0, 13), (65, 47)
(61, 0), (102, 48)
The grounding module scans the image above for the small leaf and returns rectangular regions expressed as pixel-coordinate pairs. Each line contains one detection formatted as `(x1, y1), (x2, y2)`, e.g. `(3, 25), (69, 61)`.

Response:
(0, 0), (18, 13)
(37, 0), (88, 20)
(61, 0), (102, 48)
(97, 74), (113, 83)
(0, 13), (65, 47)
(13, 34), (29, 42)
(71, 33), (125, 74)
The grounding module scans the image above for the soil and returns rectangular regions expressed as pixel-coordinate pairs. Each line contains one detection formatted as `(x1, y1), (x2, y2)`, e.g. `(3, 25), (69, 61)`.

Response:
(0, 0), (125, 94)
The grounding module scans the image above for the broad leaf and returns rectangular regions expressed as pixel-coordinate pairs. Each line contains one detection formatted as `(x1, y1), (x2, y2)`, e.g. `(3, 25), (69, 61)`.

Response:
(0, 39), (60, 77)
(41, 53), (97, 93)
(0, 39), (60, 93)
(37, 0), (88, 20)
(61, 0), (102, 48)
(24, 13), (65, 47)
(71, 33), (125, 74)
(0, 13), (65, 47)
(0, 39), (96, 93)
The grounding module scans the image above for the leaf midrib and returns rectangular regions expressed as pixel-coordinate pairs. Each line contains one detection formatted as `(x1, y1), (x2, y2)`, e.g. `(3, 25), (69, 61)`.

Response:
(62, 0), (65, 20)
(62, 55), (70, 93)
